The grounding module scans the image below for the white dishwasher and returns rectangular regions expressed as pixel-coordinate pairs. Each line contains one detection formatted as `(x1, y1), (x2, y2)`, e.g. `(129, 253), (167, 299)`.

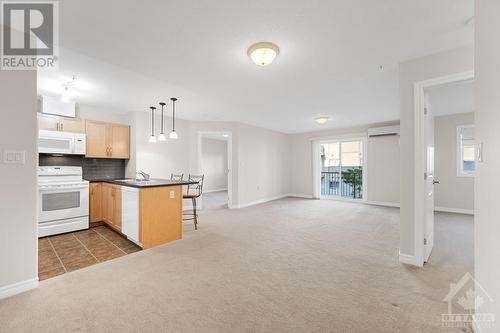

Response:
(121, 186), (141, 246)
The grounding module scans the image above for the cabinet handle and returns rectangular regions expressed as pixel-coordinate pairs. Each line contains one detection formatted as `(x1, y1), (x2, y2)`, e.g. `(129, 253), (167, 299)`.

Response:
(61, 123), (63, 131)
(56, 122), (60, 131)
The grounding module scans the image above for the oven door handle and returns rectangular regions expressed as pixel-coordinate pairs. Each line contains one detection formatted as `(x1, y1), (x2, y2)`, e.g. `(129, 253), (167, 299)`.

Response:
(39, 185), (89, 191)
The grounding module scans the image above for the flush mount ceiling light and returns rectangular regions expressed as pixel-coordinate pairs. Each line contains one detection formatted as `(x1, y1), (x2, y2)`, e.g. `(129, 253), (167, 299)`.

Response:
(314, 116), (330, 124)
(247, 42), (280, 66)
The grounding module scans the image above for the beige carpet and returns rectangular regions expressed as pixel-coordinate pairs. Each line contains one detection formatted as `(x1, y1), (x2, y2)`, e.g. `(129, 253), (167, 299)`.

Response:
(0, 198), (473, 332)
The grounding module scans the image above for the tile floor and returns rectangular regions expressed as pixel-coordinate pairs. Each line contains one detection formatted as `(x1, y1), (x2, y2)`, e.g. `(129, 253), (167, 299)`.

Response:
(38, 226), (142, 281)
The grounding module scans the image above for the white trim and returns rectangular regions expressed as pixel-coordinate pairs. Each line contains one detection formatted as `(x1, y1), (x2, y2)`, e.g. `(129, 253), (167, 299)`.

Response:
(399, 251), (422, 267)
(434, 206), (474, 215)
(412, 70), (475, 268)
(197, 131), (233, 209)
(456, 124), (475, 177)
(365, 200), (400, 208)
(204, 188), (228, 193)
(233, 194), (289, 209)
(0, 278), (38, 300)
(287, 193), (314, 199)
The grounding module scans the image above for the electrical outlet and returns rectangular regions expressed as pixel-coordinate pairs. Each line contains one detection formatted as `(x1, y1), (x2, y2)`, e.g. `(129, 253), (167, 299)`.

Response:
(3, 150), (25, 164)
(169, 190), (175, 199)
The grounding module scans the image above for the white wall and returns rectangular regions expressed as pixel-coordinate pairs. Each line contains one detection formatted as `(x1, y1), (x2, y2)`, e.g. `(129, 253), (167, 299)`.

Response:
(398, 45), (474, 258)
(289, 122), (400, 204)
(366, 135), (400, 204)
(434, 112), (474, 212)
(76, 104), (130, 125)
(475, 0), (500, 330)
(201, 138), (228, 192)
(128, 116), (291, 208)
(0, 69), (38, 297)
(188, 121), (292, 207)
(126, 111), (191, 179)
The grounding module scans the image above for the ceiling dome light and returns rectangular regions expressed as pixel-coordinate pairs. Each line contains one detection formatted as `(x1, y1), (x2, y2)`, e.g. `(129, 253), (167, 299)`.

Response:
(247, 42), (280, 66)
(314, 116), (330, 124)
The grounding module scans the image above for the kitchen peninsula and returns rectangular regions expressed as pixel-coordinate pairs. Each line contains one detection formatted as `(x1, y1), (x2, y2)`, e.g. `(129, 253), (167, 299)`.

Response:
(89, 178), (197, 249)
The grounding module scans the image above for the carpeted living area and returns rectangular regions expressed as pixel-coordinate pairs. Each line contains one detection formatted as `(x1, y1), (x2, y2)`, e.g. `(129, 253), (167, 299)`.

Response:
(0, 198), (473, 332)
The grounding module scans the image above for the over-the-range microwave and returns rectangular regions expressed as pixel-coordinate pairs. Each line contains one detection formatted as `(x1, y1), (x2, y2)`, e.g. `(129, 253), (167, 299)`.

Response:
(38, 130), (86, 155)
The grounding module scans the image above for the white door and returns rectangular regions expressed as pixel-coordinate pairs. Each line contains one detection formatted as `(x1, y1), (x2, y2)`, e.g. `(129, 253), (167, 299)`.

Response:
(423, 107), (436, 262)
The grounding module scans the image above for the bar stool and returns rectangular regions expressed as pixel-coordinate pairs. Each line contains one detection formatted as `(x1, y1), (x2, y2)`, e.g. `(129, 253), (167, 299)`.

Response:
(182, 174), (204, 230)
(170, 173), (184, 181)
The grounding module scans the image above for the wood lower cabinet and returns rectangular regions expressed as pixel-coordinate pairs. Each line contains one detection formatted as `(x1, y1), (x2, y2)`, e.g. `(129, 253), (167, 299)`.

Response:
(140, 186), (182, 249)
(89, 182), (102, 223)
(86, 120), (130, 159)
(99, 183), (122, 231)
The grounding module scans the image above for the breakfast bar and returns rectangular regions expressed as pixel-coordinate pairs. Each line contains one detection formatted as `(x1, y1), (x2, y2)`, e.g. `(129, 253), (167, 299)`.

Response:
(88, 178), (198, 249)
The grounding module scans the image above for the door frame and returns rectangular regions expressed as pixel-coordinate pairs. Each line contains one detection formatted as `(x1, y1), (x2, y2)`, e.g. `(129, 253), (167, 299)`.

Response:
(316, 136), (368, 202)
(196, 131), (233, 209)
(412, 70), (474, 266)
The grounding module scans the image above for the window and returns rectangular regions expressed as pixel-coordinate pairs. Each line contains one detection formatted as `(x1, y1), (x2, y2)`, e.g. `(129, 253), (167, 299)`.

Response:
(457, 125), (475, 176)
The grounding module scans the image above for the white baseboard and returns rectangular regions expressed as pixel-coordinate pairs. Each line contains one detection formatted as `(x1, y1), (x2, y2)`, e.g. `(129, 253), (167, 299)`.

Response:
(287, 193), (313, 199)
(365, 200), (400, 208)
(204, 188), (228, 193)
(233, 194), (290, 209)
(434, 206), (474, 215)
(399, 251), (422, 267)
(0, 278), (38, 300)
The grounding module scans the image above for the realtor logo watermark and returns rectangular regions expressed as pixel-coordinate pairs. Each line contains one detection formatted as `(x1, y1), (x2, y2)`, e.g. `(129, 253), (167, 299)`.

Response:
(442, 272), (495, 329)
(1, 1), (59, 70)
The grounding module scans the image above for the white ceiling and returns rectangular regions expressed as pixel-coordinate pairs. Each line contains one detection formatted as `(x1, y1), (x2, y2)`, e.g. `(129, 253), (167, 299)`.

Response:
(38, 0), (474, 133)
(426, 80), (474, 116)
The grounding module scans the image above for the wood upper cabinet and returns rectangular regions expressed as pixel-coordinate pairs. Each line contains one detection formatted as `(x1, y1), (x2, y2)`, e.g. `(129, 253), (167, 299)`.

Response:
(101, 183), (121, 231)
(86, 120), (130, 159)
(38, 114), (59, 131)
(38, 114), (84, 133)
(86, 121), (108, 157)
(89, 183), (102, 223)
(109, 124), (130, 159)
(60, 118), (85, 133)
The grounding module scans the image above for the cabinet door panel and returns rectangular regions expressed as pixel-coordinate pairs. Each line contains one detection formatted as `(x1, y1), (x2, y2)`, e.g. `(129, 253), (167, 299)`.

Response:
(101, 184), (111, 223)
(61, 118), (85, 133)
(112, 185), (122, 230)
(86, 121), (108, 158)
(110, 125), (130, 159)
(38, 114), (59, 131)
(89, 183), (102, 223)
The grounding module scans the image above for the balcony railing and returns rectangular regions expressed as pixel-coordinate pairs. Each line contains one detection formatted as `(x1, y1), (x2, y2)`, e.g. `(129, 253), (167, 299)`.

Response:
(321, 168), (362, 199)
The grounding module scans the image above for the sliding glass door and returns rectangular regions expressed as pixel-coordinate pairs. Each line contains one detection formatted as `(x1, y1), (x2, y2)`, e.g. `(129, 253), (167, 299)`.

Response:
(320, 139), (364, 199)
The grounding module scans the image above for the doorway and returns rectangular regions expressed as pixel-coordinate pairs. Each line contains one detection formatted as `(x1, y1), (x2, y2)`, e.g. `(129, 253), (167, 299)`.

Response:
(197, 132), (232, 209)
(319, 138), (366, 200)
(413, 71), (474, 266)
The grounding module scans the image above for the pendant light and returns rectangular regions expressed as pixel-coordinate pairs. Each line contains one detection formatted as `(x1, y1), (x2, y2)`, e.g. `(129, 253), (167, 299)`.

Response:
(158, 102), (166, 141)
(149, 106), (157, 143)
(169, 97), (178, 139)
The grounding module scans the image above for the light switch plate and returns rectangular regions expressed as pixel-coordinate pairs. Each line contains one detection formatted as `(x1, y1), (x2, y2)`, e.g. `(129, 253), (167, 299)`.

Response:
(169, 191), (175, 199)
(3, 150), (26, 164)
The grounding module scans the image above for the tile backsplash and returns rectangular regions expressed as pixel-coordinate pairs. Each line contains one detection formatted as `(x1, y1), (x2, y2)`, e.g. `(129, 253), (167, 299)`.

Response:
(39, 155), (126, 180)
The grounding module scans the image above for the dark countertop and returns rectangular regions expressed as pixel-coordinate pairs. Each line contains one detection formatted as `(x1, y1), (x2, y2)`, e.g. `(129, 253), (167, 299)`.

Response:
(85, 177), (198, 188)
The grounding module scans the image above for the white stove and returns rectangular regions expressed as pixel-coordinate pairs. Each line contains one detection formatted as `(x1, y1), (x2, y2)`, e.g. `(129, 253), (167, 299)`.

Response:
(38, 166), (89, 237)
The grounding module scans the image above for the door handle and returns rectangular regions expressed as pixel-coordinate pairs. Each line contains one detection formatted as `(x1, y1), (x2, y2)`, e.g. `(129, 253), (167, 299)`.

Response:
(433, 180), (440, 185)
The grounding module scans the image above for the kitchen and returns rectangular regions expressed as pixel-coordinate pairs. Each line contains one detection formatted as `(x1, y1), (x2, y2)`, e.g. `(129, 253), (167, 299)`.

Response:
(37, 95), (196, 280)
